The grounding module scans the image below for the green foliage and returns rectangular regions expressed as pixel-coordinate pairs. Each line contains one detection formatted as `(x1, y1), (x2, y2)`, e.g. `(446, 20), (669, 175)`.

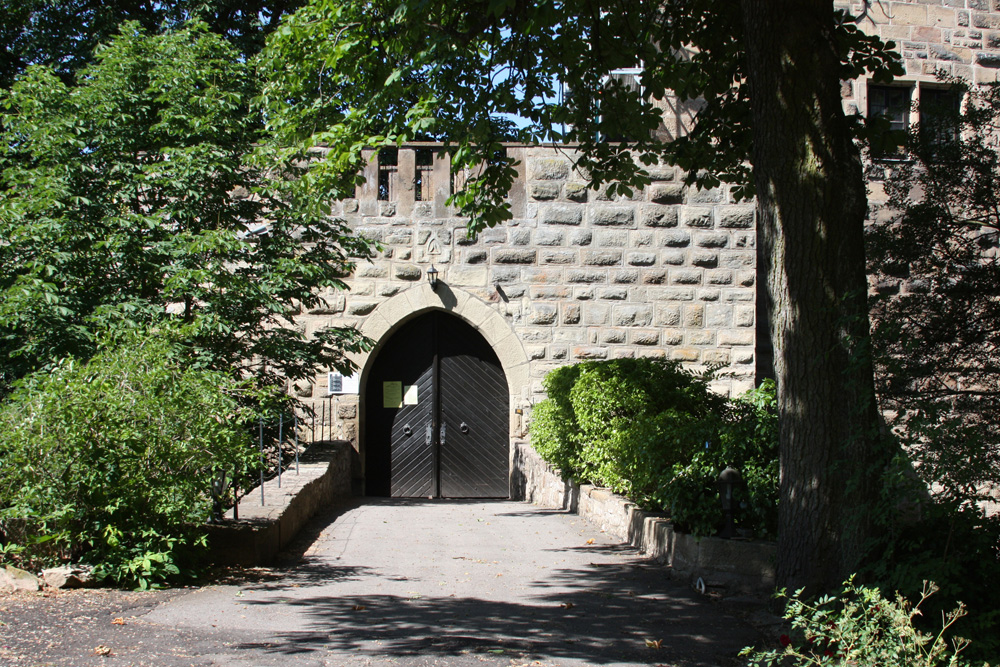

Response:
(529, 364), (585, 475)
(568, 359), (722, 504)
(0, 0), (306, 88)
(0, 328), (258, 589)
(661, 380), (779, 538)
(0, 21), (373, 397)
(865, 450), (1000, 662)
(258, 0), (901, 234)
(742, 578), (978, 667)
(865, 500), (1000, 663)
(530, 360), (778, 536)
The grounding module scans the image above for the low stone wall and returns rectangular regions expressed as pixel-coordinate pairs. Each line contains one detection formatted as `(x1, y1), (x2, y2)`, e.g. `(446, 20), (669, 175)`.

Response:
(511, 441), (579, 510)
(206, 440), (352, 566)
(513, 442), (776, 592)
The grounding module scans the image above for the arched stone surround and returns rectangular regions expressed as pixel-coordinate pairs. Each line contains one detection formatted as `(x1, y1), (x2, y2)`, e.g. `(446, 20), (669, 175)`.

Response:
(354, 283), (530, 396)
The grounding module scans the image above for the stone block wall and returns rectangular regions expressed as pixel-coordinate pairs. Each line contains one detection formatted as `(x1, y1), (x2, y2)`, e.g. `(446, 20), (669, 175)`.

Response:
(292, 145), (759, 474)
(840, 0), (1000, 129)
(843, 0), (1000, 85)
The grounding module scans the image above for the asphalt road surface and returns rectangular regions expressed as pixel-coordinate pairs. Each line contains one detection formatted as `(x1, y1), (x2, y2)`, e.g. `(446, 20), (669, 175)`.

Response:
(1, 499), (767, 667)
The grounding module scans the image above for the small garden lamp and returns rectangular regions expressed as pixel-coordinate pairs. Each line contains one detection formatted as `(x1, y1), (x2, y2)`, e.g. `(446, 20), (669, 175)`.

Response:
(717, 466), (742, 539)
(427, 264), (439, 289)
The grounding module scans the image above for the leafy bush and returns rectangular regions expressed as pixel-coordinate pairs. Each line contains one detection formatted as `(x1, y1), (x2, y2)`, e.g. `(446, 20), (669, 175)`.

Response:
(866, 471), (1000, 663)
(529, 359), (779, 536)
(569, 358), (723, 504)
(660, 379), (779, 538)
(742, 578), (978, 667)
(0, 329), (257, 589)
(530, 363), (586, 476)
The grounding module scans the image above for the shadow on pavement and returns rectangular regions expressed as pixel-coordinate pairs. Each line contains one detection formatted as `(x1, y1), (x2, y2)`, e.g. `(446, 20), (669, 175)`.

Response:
(234, 559), (759, 666)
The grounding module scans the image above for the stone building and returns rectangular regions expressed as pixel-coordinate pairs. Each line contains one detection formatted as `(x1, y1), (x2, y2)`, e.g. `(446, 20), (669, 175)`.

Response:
(292, 0), (1000, 497)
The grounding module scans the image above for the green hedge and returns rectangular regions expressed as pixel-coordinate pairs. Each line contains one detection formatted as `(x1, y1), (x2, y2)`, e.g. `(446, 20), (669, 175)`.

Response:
(659, 380), (778, 537)
(530, 359), (778, 538)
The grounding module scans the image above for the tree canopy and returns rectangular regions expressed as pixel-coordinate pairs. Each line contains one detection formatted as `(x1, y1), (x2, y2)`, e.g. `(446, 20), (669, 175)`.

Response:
(0, 22), (374, 396)
(0, 0), (306, 88)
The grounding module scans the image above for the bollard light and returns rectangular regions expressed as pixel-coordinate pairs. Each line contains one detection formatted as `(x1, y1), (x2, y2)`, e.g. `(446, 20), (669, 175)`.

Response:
(717, 466), (742, 539)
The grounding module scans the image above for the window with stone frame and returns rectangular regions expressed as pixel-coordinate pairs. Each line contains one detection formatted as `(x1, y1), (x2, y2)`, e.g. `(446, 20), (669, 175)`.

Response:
(918, 86), (962, 151)
(867, 84), (912, 156)
(867, 82), (963, 158)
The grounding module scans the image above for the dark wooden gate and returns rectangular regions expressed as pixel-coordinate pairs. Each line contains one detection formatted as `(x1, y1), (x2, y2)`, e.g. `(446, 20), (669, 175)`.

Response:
(365, 311), (509, 498)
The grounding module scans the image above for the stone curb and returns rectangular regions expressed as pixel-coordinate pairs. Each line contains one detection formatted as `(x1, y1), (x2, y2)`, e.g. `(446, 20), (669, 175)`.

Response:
(512, 442), (776, 592)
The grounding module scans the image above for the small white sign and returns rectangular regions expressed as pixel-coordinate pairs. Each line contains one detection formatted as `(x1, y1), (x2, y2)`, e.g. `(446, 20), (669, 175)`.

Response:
(328, 371), (360, 395)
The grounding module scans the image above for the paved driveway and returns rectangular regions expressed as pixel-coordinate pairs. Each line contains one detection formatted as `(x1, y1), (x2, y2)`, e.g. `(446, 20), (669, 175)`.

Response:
(2, 499), (765, 667)
(153, 499), (762, 666)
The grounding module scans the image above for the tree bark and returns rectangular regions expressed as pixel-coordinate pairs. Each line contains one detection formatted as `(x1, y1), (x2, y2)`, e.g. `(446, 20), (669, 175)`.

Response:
(740, 0), (886, 591)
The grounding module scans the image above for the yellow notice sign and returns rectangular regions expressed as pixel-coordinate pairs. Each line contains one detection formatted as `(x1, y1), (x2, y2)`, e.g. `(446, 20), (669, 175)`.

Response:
(403, 384), (418, 405)
(383, 381), (402, 408)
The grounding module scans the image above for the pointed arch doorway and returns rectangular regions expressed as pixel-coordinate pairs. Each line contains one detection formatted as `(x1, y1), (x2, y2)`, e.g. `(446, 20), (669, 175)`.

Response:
(364, 311), (510, 498)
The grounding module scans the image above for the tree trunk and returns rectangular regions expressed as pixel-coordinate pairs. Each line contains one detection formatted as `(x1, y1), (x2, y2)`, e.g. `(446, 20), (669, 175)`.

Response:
(740, 0), (886, 591)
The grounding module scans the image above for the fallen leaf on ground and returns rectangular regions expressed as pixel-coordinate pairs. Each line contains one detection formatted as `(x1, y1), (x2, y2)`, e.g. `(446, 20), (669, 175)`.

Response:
(645, 639), (663, 649)
(111, 617), (125, 625)
(93, 645), (113, 656)
(559, 602), (575, 609)
(586, 538), (595, 545)
(352, 605), (367, 611)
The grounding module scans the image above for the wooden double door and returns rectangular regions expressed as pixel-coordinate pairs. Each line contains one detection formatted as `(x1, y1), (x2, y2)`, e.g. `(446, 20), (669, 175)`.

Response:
(365, 312), (509, 498)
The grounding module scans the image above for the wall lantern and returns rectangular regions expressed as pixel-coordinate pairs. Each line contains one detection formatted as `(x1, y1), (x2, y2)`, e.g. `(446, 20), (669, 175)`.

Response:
(427, 265), (439, 289)
(717, 466), (742, 539)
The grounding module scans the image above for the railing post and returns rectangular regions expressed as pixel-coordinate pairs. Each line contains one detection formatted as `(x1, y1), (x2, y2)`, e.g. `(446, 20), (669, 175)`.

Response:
(277, 414), (283, 488)
(258, 418), (265, 506)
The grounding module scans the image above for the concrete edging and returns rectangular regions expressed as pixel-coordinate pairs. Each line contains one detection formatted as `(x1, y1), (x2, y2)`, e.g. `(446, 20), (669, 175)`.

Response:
(205, 441), (353, 567)
(513, 442), (776, 592)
